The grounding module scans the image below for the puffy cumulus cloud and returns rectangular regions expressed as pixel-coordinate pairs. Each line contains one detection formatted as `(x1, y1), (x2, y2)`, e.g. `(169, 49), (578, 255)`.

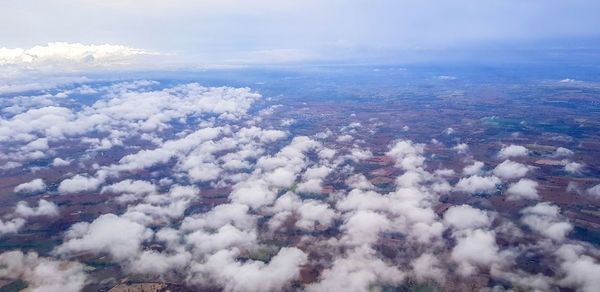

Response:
(229, 179), (277, 210)
(564, 161), (584, 174)
(54, 214), (153, 260)
(411, 253), (446, 283)
(269, 192), (336, 232)
(189, 247), (307, 292)
(490, 268), (553, 292)
(126, 250), (191, 276)
(58, 174), (104, 194)
(443, 205), (491, 230)
(123, 185), (199, 224)
(587, 184), (600, 198)
(452, 143), (469, 154)
(101, 179), (157, 203)
(520, 203), (573, 242)
(0, 251), (87, 292)
(345, 174), (375, 190)
(296, 165), (332, 193)
(336, 185), (443, 245)
(13, 178), (46, 193)
(341, 210), (391, 246)
(0, 84), (263, 162)
(296, 200), (337, 230)
(463, 160), (484, 175)
(498, 144), (529, 159)
(186, 224), (257, 255)
(493, 160), (531, 180)
(386, 140), (425, 170)
(553, 147), (574, 157)
(307, 245), (404, 292)
(0, 218), (25, 236)
(181, 203), (256, 232)
(506, 178), (539, 200)
(455, 175), (500, 194)
(555, 244), (600, 292)
(451, 229), (502, 276)
(52, 157), (71, 166)
(14, 199), (59, 217)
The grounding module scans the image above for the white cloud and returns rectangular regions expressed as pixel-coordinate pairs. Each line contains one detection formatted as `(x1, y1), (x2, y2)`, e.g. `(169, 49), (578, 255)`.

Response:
(520, 203), (572, 241)
(191, 247), (307, 291)
(463, 161), (484, 176)
(346, 174), (375, 190)
(101, 179), (157, 202)
(307, 245), (404, 292)
(555, 244), (600, 292)
(0, 251), (87, 292)
(0, 218), (25, 236)
(452, 143), (468, 154)
(14, 178), (46, 193)
(506, 179), (539, 200)
(587, 184), (600, 198)
(493, 160), (531, 179)
(341, 210), (391, 246)
(386, 140), (425, 170)
(15, 199), (59, 217)
(58, 174), (103, 194)
(444, 205), (491, 230)
(0, 42), (157, 69)
(451, 229), (501, 276)
(54, 214), (153, 260)
(455, 175), (500, 194)
(52, 157), (71, 166)
(498, 144), (529, 159)
(553, 147), (574, 157)
(186, 224), (257, 255)
(411, 253), (445, 283)
(564, 162), (584, 174)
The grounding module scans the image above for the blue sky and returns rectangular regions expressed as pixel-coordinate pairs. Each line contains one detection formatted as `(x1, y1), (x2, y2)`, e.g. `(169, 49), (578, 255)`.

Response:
(1, 0), (600, 64)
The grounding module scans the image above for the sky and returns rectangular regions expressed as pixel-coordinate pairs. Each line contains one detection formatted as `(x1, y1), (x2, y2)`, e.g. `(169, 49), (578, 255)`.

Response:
(1, 0), (600, 65)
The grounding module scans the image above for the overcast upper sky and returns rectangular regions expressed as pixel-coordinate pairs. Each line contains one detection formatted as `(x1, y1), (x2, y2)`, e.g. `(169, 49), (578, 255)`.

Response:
(1, 0), (600, 64)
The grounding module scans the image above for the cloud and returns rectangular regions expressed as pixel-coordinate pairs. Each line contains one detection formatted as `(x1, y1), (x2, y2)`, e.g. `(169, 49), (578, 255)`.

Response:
(564, 162), (584, 174)
(587, 184), (600, 198)
(452, 143), (469, 154)
(506, 179), (539, 200)
(341, 210), (391, 246)
(555, 244), (600, 292)
(14, 178), (46, 193)
(0, 42), (157, 69)
(520, 203), (572, 241)
(451, 229), (502, 276)
(346, 174), (375, 190)
(455, 175), (500, 194)
(0, 251), (87, 292)
(186, 224), (257, 255)
(190, 247), (307, 292)
(307, 245), (404, 292)
(411, 253), (445, 283)
(553, 147), (574, 157)
(498, 145), (529, 159)
(386, 140), (425, 170)
(52, 157), (71, 166)
(58, 174), (104, 194)
(102, 179), (156, 195)
(493, 160), (531, 179)
(0, 218), (25, 236)
(15, 199), (59, 217)
(463, 161), (484, 175)
(444, 205), (491, 230)
(54, 214), (153, 260)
